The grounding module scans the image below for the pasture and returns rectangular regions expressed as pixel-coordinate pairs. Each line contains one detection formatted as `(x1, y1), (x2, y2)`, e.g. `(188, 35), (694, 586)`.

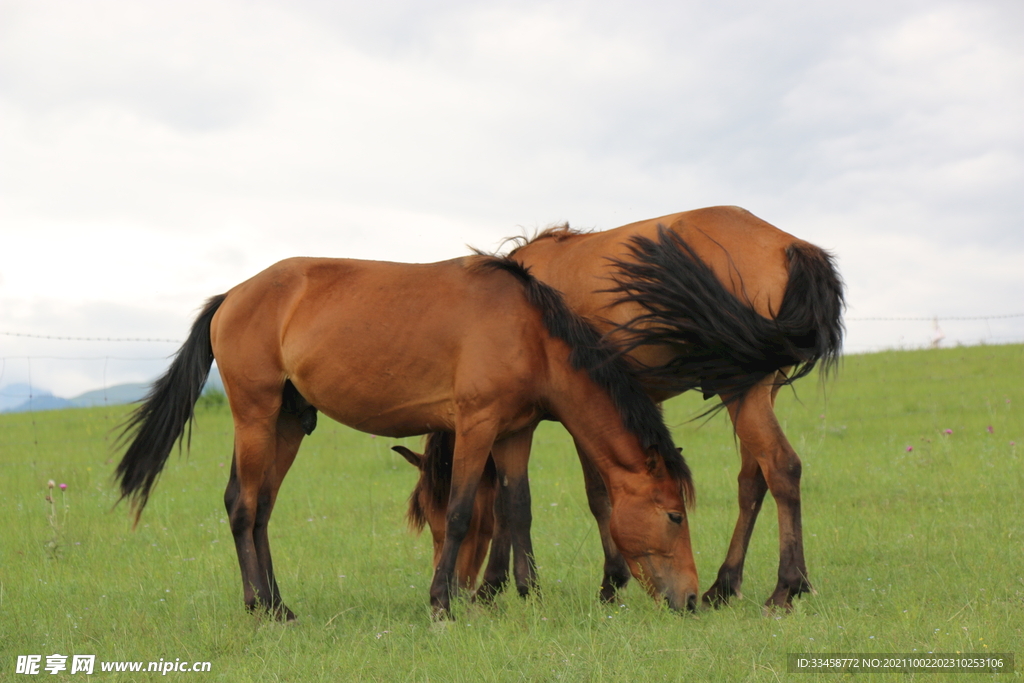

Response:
(1, 344), (1021, 681)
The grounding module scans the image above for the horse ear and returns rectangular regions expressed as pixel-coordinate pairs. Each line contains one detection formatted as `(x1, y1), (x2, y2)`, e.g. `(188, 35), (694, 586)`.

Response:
(391, 445), (423, 468)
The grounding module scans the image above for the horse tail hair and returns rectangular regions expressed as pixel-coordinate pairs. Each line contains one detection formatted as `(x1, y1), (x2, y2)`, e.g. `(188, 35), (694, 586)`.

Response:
(773, 242), (845, 383)
(114, 294), (226, 523)
(475, 256), (694, 509)
(606, 226), (844, 406)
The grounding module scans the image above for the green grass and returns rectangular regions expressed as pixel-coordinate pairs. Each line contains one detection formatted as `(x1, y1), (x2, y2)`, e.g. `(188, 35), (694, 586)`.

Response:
(1, 345), (1022, 681)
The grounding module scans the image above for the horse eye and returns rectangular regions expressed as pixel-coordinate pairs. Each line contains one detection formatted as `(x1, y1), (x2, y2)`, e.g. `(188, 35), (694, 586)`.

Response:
(667, 512), (683, 525)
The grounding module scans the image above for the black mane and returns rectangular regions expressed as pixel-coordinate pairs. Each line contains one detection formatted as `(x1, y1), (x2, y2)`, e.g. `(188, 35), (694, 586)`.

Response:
(477, 256), (694, 507)
(501, 223), (586, 257)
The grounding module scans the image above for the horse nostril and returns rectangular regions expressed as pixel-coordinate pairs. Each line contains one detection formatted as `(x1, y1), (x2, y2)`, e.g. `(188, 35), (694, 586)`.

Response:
(686, 593), (698, 612)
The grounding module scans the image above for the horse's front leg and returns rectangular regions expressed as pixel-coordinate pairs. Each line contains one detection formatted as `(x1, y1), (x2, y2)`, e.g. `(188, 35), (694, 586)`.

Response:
(573, 438), (631, 602)
(429, 423), (497, 618)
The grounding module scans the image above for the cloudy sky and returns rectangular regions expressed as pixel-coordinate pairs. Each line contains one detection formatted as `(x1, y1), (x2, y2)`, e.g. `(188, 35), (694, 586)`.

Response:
(1, 0), (1022, 398)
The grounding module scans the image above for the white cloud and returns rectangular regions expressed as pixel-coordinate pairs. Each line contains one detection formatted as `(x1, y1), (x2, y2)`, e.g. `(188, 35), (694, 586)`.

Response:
(1, 0), (1022, 395)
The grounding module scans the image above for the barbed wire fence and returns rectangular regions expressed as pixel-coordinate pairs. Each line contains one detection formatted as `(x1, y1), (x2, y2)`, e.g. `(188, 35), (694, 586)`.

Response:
(841, 313), (1024, 353)
(2, 313), (1023, 414)
(1, 314), (1021, 458)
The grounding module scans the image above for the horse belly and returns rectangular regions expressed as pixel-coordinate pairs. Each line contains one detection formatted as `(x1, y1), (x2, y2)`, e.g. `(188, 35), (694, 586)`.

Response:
(284, 345), (458, 438)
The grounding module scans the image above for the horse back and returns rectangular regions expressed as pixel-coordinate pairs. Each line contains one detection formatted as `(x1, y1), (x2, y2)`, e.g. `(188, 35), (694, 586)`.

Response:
(210, 257), (550, 438)
(516, 206), (798, 324)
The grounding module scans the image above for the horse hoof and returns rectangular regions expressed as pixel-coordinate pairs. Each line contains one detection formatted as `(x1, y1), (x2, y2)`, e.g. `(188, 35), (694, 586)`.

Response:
(701, 584), (739, 609)
(762, 592), (796, 615)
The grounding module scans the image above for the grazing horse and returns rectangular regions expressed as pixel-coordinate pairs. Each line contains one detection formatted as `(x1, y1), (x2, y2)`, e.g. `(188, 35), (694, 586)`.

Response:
(420, 206), (843, 609)
(114, 255), (699, 619)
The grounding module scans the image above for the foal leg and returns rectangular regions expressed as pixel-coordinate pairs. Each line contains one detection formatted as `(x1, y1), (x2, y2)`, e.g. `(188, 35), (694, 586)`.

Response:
(573, 438), (631, 602)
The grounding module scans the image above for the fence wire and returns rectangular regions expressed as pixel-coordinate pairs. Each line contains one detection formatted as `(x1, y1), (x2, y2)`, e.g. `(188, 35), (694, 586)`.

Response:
(2, 312), (1023, 414)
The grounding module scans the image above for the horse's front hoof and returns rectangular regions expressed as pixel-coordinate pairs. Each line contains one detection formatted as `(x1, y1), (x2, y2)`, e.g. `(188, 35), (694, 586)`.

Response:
(701, 582), (740, 608)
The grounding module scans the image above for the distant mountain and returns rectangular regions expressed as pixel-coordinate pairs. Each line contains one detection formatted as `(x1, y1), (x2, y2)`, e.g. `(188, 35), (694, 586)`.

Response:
(0, 365), (224, 414)
(0, 383), (65, 412)
(67, 383), (150, 408)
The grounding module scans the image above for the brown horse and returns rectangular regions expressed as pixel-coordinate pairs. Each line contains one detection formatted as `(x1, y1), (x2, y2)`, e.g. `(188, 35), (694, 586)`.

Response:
(419, 206), (843, 609)
(114, 255), (699, 619)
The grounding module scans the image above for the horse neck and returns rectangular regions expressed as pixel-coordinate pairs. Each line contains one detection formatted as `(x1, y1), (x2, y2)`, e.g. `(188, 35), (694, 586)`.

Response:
(545, 368), (652, 491)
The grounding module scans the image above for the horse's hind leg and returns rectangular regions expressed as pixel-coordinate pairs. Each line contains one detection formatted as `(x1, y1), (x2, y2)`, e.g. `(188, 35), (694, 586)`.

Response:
(249, 409), (305, 620)
(704, 371), (811, 610)
(761, 371), (812, 609)
(224, 426), (275, 616)
(223, 385), (300, 620)
(701, 445), (768, 607)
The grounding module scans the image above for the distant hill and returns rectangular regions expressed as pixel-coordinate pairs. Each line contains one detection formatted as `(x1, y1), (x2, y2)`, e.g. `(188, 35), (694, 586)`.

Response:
(0, 384), (73, 412)
(67, 383), (151, 408)
(0, 383), (42, 412)
(0, 365), (225, 413)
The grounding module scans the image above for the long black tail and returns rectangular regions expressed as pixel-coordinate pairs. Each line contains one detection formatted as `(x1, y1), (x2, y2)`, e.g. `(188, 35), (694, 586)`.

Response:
(114, 294), (226, 521)
(607, 226), (844, 404)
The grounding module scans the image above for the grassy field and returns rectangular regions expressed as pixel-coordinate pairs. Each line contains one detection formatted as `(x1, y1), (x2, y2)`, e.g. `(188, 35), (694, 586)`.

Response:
(1, 344), (1022, 681)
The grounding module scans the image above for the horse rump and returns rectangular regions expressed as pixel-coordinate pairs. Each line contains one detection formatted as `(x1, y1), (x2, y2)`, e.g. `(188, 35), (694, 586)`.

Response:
(606, 226), (844, 403)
